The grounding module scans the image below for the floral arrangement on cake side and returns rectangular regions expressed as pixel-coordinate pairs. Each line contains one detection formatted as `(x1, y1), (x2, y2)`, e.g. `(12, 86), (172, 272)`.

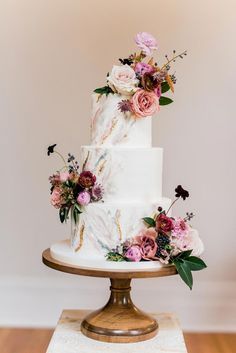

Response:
(106, 185), (207, 289)
(47, 144), (103, 224)
(94, 32), (187, 118)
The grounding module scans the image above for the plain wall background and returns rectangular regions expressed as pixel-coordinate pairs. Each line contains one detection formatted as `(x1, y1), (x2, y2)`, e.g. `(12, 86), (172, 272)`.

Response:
(0, 0), (235, 330)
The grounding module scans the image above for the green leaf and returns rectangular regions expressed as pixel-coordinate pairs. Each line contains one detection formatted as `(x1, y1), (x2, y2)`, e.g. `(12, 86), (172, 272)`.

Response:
(64, 207), (70, 223)
(59, 208), (65, 223)
(74, 203), (82, 214)
(174, 259), (193, 290)
(185, 256), (207, 271)
(177, 250), (193, 259)
(161, 81), (170, 93)
(143, 217), (156, 228)
(94, 86), (114, 96)
(159, 96), (173, 105)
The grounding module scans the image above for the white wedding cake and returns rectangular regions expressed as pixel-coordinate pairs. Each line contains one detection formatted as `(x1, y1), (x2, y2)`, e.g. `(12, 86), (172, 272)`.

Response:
(49, 33), (205, 281)
(50, 91), (171, 268)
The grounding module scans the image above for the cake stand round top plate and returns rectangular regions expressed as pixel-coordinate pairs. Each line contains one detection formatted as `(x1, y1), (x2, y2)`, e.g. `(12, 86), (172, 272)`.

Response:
(42, 248), (177, 279)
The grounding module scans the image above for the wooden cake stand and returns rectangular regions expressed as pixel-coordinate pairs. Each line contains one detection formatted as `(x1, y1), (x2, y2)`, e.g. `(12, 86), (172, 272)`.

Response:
(42, 249), (177, 343)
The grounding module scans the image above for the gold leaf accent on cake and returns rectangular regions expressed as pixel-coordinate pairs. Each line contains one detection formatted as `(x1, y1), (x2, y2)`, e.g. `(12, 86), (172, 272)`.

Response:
(165, 74), (174, 93)
(82, 151), (90, 171)
(75, 223), (85, 252)
(115, 210), (123, 241)
(100, 118), (118, 144)
(97, 159), (107, 175)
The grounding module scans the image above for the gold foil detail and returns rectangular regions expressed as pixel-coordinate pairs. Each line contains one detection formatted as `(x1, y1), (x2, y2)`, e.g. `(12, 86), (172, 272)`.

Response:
(75, 223), (85, 252)
(101, 118), (118, 144)
(115, 210), (122, 241)
(166, 74), (175, 93)
(82, 151), (90, 170)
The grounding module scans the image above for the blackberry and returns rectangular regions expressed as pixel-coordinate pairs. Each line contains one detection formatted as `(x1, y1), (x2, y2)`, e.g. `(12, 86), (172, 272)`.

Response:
(156, 233), (170, 258)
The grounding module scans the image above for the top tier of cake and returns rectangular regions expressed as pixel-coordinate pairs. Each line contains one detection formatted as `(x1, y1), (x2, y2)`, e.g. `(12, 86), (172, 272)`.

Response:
(90, 93), (152, 147)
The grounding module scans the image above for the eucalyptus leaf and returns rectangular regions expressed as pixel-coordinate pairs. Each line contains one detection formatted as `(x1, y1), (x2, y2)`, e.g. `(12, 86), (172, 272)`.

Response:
(185, 256), (207, 271)
(174, 259), (193, 290)
(143, 217), (156, 228)
(161, 81), (170, 93)
(159, 96), (173, 105)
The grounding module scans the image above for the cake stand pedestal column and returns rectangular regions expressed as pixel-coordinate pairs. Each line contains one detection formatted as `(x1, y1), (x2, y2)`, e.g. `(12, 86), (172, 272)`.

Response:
(42, 249), (177, 343)
(81, 278), (158, 343)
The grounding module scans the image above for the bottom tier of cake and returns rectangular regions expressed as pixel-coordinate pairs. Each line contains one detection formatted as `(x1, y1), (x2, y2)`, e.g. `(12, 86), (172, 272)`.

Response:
(50, 198), (172, 269)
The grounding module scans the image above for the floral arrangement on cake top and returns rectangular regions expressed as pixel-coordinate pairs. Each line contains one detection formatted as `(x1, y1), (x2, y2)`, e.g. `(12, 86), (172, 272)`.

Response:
(106, 185), (207, 289)
(94, 32), (187, 118)
(47, 144), (103, 224)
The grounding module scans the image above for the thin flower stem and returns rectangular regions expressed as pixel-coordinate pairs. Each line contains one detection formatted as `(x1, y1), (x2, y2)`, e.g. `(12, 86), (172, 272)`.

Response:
(55, 151), (67, 168)
(166, 197), (179, 215)
(161, 50), (187, 71)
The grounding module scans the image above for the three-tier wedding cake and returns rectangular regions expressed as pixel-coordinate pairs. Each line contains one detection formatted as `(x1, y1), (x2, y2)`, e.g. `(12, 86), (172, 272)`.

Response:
(48, 33), (205, 284)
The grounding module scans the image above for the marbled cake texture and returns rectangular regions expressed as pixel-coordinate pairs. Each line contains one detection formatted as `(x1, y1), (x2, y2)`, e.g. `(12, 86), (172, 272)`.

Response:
(50, 92), (171, 268)
(91, 93), (152, 147)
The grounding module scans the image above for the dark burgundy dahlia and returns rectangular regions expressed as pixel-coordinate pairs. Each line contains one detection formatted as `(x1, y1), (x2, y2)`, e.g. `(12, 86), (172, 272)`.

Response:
(79, 171), (96, 188)
(156, 213), (173, 233)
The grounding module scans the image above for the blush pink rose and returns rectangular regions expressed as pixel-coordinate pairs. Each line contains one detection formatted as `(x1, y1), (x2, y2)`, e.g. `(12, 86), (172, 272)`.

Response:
(51, 187), (63, 209)
(135, 228), (157, 260)
(134, 62), (154, 76)
(125, 245), (142, 262)
(131, 89), (160, 118)
(172, 217), (190, 238)
(60, 172), (70, 182)
(135, 32), (158, 56)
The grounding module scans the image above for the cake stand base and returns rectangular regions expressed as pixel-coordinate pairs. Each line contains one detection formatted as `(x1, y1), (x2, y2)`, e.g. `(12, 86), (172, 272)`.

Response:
(81, 278), (158, 343)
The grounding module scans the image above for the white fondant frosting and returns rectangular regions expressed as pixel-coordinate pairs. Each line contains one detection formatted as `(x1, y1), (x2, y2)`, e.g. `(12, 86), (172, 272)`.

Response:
(50, 92), (171, 269)
(91, 93), (152, 147)
(51, 198), (172, 267)
(81, 146), (163, 202)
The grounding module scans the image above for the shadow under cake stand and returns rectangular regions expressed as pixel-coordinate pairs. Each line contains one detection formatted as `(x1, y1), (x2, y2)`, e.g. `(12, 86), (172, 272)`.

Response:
(42, 249), (177, 343)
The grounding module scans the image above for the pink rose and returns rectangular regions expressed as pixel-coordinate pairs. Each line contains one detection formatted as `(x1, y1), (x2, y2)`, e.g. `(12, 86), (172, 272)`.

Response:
(135, 32), (158, 56)
(135, 228), (157, 260)
(77, 191), (91, 206)
(131, 89), (159, 118)
(60, 172), (70, 182)
(172, 218), (190, 238)
(135, 62), (154, 76)
(125, 245), (142, 262)
(51, 187), (63, 209)
(107, 65), (139, 95)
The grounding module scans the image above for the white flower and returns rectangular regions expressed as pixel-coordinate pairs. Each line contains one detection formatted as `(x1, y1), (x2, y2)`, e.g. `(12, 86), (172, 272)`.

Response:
(107, 65), (139, 95)
(186, 229), (204, 257)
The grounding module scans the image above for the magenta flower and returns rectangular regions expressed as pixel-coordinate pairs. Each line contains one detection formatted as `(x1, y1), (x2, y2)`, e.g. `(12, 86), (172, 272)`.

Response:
(77, 191), (91, 206)
(91, 184), (103, 201)
(125, 245), (142, 262)
(135, 32), (158, 56)
(154, 85), (162, 98)
(134, 62), (154, 76)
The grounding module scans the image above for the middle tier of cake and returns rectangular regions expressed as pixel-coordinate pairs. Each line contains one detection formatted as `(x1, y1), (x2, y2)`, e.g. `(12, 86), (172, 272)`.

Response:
(81, 146), (163, 202)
